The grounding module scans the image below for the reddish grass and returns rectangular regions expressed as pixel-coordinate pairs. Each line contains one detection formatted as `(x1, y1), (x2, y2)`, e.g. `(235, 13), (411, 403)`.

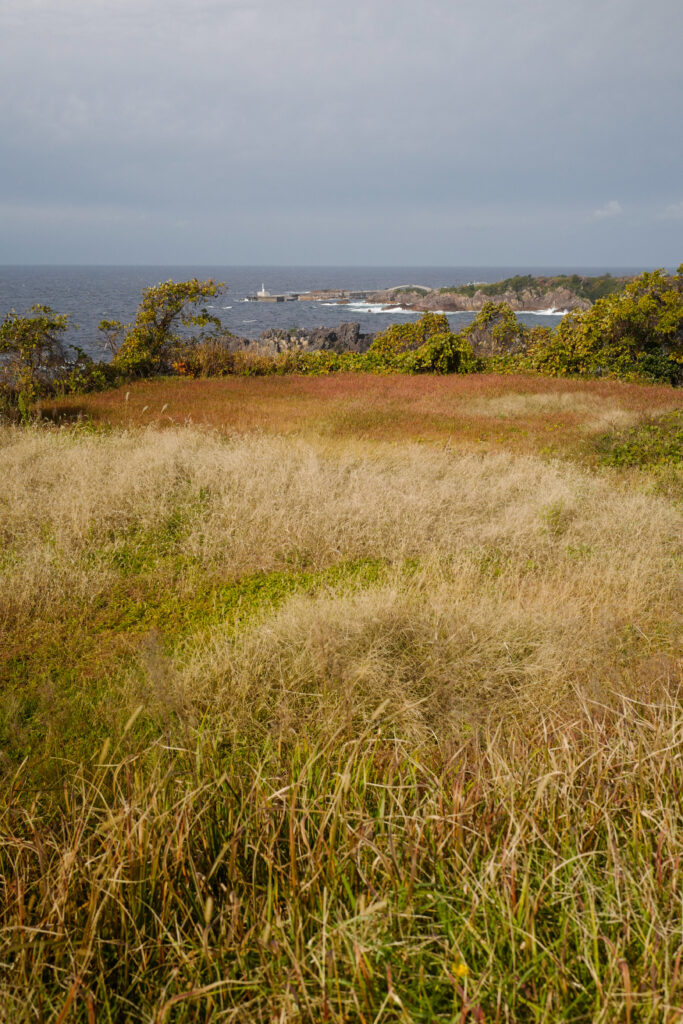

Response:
(41, 373), (682, 456)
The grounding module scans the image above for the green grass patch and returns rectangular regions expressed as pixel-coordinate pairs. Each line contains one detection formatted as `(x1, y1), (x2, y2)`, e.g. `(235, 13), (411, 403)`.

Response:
(0, 555), (392, 772)
(595, 409), (683, 468)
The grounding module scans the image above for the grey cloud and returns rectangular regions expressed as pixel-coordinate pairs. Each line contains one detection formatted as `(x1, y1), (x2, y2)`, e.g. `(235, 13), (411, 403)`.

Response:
(1, 0), (682, 263)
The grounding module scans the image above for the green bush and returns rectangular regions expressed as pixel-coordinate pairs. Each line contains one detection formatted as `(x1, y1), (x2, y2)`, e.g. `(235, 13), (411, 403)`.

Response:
(526, 267), (683, 383)
(110, 279), (224, 377)
(403, 331), (475, 373)
(461, 302), (529, 357)
(368, 314), (474, 374)
(58, 346), (121, 394)
(0, 304), (71, 407)
(369, 313), (450, 358)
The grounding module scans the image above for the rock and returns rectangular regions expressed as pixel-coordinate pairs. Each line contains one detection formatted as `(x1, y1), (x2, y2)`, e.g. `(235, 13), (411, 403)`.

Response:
(368, 286), (591, 313)
(227, 322), (375, 356)
(309, 322), (374, 352)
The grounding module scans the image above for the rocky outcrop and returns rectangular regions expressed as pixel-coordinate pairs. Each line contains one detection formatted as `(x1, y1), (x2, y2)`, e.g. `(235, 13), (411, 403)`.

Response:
(227, 322), (375, 356)
(368, 287), (591, 313)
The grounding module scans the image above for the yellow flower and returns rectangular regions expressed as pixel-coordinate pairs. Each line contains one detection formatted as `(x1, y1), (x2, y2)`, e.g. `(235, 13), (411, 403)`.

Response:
(452, 961), (469, 978)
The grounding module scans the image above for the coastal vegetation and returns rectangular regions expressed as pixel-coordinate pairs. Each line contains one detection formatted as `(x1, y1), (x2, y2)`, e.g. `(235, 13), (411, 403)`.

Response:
(0, 303), (72, 411)
(104, 278), (223, 377)
(441, 272), (627, 303)
(1, 268), (681, 423)
(1, 269), (682, 1020)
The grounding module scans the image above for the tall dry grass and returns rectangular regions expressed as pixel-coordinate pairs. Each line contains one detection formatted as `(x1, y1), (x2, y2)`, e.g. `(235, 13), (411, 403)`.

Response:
(1, 424), (680, 727)
(1, 697), (682, 1022)
(1, 423), (679, 582)
(0, 418), (681, 1020)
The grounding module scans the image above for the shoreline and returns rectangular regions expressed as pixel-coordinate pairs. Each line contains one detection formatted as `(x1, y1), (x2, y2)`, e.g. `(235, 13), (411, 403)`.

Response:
(244, 273), (630, 314)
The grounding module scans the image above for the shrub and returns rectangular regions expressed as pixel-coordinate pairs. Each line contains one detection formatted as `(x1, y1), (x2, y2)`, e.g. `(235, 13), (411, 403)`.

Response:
(58, 346), (121, 394)
(369, 313), (451, 359)
(110, 279), (224, 377)
(369, 314), (474, 374)
(0, 304), (71, 408)
(404, 331), (475, 373)
(527, 267), (683, 383)
(168, 336), (245, 377)
(461, 302), (529, 357)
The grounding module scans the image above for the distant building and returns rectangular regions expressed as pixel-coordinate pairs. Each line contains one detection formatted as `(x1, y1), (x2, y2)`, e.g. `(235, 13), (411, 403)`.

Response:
(247, 283), (299, 302)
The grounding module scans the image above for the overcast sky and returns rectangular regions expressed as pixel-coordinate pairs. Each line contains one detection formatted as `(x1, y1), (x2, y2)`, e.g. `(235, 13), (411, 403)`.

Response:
(1, 0), (682, 265)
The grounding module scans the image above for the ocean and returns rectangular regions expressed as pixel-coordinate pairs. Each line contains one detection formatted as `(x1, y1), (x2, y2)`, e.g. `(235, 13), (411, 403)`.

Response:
(0, 264), (646, 360)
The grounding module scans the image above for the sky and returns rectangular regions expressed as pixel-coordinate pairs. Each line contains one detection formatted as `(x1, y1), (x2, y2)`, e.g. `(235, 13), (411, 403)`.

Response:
(1, 0), (682, 266)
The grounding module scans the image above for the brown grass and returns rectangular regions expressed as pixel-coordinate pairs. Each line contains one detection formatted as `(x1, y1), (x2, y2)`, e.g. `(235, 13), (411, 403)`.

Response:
(40, 373), (682, 456)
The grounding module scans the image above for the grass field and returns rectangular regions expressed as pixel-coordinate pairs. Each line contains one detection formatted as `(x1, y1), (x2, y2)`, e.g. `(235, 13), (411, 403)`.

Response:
(2, 374), (682, 1021)
(42, 372), (682, 456)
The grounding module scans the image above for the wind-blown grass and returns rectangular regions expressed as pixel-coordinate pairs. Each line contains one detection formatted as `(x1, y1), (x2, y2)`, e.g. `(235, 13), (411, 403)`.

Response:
(2, 424), (679, 754)
(0, 377), (681, 1020)
(1, 697), (682, 1022)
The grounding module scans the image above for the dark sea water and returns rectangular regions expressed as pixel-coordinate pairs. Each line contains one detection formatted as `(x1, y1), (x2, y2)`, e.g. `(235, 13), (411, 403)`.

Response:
(0, 265), (646, 360)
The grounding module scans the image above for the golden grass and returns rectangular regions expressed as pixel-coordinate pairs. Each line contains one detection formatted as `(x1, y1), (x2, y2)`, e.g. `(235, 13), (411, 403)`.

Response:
(1, 424), (680, 746)
(1, 379), (682, 1020)
(466, 389), (643, 432)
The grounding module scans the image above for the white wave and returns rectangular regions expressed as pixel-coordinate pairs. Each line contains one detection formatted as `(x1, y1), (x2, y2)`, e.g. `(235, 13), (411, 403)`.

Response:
(434, 307), (568, 316)
(345, 302), (414, 315)
(520, 308), (569, 316)
(222, 305), (232, 309)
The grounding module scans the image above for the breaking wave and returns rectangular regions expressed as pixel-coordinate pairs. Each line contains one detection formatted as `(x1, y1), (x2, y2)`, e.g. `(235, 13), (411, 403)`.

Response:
(522, 308), (570, 316)
(322, 301), (568, 318)
(323, 301), (414, 315)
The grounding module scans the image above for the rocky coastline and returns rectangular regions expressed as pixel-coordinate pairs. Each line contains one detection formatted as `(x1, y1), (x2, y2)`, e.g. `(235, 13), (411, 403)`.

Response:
(223, 275), (630, 356)
(225, 321), (376, 356)
(365, 285), (591, 313)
